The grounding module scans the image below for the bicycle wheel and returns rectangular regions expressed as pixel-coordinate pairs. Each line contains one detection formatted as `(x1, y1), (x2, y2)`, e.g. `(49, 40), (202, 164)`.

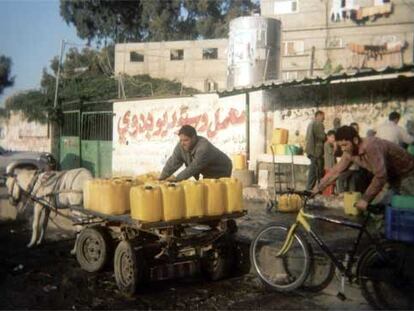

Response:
(301, 249), (335, 292)
(358, 241), (414, 310)
(250, 223), (311, 292)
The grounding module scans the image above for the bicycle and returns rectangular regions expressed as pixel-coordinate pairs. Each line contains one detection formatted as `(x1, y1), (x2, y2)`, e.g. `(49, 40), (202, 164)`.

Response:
(250, 190), (414, 309)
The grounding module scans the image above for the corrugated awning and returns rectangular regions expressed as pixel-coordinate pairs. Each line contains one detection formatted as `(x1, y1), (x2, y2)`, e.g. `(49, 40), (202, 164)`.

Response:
(218, 64), (414, 96)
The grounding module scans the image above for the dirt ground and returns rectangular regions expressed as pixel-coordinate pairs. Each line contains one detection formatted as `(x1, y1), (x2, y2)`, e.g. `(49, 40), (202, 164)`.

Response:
(0, 194), (372, 310)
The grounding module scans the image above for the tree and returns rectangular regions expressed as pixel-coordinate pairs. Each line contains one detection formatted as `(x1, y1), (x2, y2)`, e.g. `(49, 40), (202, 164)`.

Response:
(4, 46), (197, 123)
(60, 0), (258, 43)
(0, 55), (14, 95)
(60, 0), (144, 44)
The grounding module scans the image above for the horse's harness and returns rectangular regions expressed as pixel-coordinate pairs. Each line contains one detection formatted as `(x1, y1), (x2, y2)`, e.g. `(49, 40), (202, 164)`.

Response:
(10, 170), (83, 212)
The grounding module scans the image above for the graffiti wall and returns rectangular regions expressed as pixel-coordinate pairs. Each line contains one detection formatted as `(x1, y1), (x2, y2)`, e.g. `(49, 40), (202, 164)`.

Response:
(269, 97), (414, 150)
(0, 112), (51, 152)
(112, 93), (246, 176)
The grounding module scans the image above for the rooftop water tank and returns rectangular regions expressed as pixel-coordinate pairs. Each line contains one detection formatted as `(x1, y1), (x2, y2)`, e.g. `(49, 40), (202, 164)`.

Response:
(227, 16), (281, 89)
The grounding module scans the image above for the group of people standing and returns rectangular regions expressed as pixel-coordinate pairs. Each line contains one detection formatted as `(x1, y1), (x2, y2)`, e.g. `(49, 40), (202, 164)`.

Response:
(305, 110), (414, 210)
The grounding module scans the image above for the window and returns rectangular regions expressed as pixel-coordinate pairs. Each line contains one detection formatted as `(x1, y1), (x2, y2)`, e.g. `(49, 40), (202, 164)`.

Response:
(170, 49), (184, 61)
(282, 71), (298, 80)
(130, 51), (144, 62)
(282, 41), (305, 56)
(204, 79), (218, 92)
(202, 48), (218, 60)
(328, 37), (343, 48)
(274, 0), (298, 14)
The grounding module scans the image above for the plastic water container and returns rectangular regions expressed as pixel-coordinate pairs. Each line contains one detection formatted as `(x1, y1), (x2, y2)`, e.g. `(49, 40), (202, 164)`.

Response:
(278, 194), (290, 212)
(407, 144), (414, 156)
(85, 179), (131, 215)
(277, 194), (302, 212)
(181, 181), (205, 218)
(130, 185), (163, 222)
(286, 145), (301, 155)
(391, 195), (414, 209)
(232, 154), (247, 170)
(220, 177), (243, 213)
(83, 180), (92, 210)
(160, 183), (185, 221)
(289, 194), (303, 210)
(344, 192), (361, 216)
(201, 179), (225, 216)
(272, 128), (289, 145)
(271, 144), (287, 155)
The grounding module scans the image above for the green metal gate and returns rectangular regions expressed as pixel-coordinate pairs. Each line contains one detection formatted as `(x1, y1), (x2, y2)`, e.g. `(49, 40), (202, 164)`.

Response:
(59, 104), (113, 177)
(80, 111), (112, 178)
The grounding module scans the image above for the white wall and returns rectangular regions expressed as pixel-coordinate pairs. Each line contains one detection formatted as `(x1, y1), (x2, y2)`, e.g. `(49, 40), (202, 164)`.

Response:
(112, 93), (247, 177)
(0, 112), (51, 152)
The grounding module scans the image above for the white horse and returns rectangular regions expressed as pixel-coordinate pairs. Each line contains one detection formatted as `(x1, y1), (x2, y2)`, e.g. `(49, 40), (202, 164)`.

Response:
(6, 168), (93, 248)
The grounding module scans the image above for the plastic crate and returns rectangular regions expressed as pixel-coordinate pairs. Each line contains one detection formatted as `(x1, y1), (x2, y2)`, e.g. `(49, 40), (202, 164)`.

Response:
(385, 206), (414, 244)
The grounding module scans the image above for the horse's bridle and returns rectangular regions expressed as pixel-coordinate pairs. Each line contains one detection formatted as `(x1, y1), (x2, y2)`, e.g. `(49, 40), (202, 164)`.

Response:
(8, 171), (41, 205)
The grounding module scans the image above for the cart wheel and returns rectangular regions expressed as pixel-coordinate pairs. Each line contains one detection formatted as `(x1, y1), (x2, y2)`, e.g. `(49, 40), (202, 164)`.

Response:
(114, 240), (147, 296)
(76, 226), (113, 273)
(201, 236), (233, 281)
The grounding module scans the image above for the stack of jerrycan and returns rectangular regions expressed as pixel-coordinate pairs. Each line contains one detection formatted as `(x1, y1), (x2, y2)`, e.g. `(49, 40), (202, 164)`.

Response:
(277, 193), (303, 212)
(84, 178), (135, 215)
(271, 128), (289, 155)
(231, 154), (254, 187)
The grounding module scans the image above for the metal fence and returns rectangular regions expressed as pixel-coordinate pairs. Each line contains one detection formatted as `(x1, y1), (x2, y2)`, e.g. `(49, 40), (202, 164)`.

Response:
(81, 111), (113, 141)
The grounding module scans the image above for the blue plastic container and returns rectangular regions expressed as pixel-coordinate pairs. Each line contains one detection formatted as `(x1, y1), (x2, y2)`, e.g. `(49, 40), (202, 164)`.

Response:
(385, 206), (414, 244)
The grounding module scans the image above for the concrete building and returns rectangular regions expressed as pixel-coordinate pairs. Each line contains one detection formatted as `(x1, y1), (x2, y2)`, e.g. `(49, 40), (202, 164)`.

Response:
(114, 39), (228, 92)
(260, 0), (414, 79)
(114, 1), (414, 91)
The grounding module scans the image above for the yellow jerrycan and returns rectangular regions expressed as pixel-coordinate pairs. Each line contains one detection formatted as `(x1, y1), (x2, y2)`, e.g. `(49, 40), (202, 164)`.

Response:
(220, 177), (243, 213)
(277, 194), (290, 212)
(160, 183), (185, 221)
(272, 128), (289, 145)
(86, 179), (131, 215)
(83, 179), (93, 211)
(103, 179), (131, 215)
(344, 192), (361, 216)
(232, 154), (247, 170)
(130, 185), (163, 222)
(288, 194), (303, 212)
(181, 180), (205, 218)
(201, 179), (226, 216)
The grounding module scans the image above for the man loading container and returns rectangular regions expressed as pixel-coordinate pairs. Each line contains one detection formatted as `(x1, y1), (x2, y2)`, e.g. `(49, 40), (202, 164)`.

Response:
(159, 125), (232, 181)
(313, 125), (414, 210)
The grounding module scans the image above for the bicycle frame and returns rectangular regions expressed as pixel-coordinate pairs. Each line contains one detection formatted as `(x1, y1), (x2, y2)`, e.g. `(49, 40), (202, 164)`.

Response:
(277, 206), (380, 280)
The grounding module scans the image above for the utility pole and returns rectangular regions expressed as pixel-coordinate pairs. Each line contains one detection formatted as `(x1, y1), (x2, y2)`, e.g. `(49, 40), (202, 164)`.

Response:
(309, 46), (315, 77)
(53, 39), (65, 108)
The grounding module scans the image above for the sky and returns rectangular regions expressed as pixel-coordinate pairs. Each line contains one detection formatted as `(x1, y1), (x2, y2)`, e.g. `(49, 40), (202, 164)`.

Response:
(0, 0), (86, 105)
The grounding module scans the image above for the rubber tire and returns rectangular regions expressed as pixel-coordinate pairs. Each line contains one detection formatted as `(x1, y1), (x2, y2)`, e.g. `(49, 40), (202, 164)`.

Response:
(201, 235), (233, 281)
(250, 223), (311, 292)
(301, 249), (335, 292)
(76, 226), (113, 273)
(357, 241), (414, 310)
(114, 240), (147, 296)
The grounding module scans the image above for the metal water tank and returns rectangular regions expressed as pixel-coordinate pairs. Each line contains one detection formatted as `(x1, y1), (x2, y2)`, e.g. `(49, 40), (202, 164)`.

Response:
(227, 16), (281, 89)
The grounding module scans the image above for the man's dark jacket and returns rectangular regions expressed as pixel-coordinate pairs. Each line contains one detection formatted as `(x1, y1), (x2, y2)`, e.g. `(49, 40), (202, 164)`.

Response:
(159, 136), (232, 181)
